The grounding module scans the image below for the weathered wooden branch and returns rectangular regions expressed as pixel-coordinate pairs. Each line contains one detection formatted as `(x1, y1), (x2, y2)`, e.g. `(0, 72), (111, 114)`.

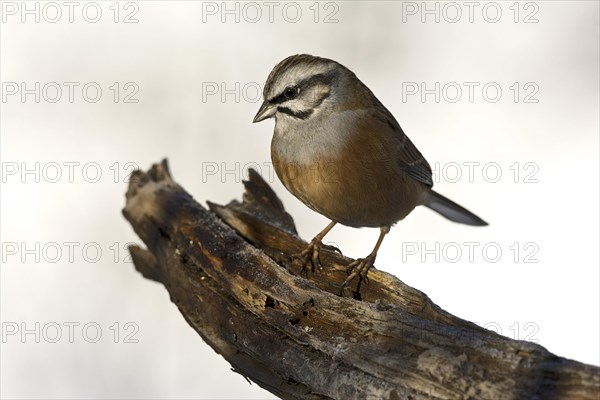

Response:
(122, 159), (599, 400)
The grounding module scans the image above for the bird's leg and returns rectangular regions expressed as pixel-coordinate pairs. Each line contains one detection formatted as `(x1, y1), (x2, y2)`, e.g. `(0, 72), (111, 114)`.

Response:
(341, 225), (390, 295)
(296, 221), (337, 275)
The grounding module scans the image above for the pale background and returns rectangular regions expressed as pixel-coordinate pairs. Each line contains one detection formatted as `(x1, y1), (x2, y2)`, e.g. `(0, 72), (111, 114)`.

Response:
(1, 1), (598, 399)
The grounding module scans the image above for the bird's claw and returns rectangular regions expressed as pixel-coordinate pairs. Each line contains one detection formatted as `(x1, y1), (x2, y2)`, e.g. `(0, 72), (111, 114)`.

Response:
(294, 238), (323, 276)
(340, 255), (376, 296)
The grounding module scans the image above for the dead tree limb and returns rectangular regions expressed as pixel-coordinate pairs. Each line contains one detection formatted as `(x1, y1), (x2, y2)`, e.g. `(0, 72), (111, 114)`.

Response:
(122, 159), (599, 400)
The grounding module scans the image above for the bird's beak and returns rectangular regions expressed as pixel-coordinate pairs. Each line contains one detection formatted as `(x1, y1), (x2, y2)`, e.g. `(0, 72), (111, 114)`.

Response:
(253, 101), (276, 123)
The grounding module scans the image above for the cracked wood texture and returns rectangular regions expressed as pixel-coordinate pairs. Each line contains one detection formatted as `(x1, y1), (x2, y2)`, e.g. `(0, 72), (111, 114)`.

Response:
(122, 159), (599, 400)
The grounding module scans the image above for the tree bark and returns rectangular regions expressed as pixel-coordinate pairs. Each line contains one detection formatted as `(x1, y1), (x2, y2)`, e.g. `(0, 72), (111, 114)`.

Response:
(122, 159), (599, 400)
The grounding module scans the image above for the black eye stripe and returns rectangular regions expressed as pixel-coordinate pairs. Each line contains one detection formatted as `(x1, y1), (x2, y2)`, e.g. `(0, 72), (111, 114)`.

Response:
(268, 70), (338, 105)
(270, 90), (291, 105)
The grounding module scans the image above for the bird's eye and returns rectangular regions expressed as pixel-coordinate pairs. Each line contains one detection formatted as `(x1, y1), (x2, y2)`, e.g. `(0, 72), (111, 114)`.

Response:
(283, 86), (299, 99)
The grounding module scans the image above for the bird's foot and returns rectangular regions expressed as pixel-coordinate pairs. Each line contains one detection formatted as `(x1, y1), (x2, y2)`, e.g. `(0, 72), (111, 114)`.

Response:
(294, 238), (324, 276)
(340, 254), (377, 296)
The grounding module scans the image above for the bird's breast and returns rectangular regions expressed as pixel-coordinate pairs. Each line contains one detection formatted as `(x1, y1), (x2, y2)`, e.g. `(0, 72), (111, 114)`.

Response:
(271, 114), (425, 228)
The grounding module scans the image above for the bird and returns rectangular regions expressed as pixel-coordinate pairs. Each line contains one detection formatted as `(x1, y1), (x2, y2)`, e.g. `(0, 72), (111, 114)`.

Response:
(252, 54), (487, 294)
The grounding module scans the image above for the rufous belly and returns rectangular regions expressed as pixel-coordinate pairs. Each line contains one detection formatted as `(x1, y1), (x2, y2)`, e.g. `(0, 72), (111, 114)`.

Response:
(272, 133), (425, 228)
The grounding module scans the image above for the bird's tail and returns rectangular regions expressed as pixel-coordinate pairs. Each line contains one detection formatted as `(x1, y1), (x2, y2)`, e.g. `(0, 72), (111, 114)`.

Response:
(422, 190), (488, 226)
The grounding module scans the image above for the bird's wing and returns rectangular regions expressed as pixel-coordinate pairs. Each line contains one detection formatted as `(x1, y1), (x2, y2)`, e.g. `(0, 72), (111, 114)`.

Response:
(371, 107), (434, 188)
